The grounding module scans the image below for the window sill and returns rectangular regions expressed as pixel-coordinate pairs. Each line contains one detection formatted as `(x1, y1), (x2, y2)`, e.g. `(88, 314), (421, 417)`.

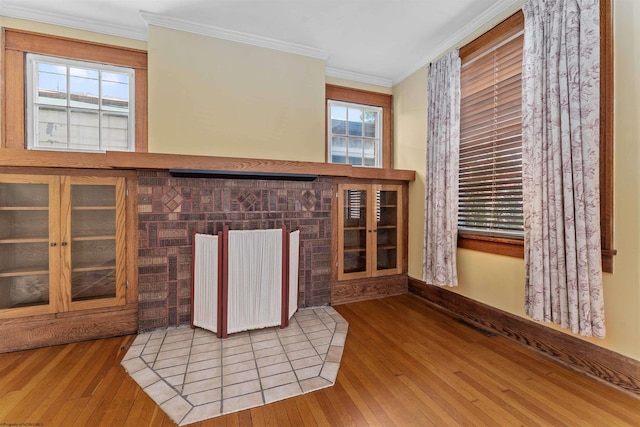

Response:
(458, 234), (524, 258)
(458, 234), (616, 273)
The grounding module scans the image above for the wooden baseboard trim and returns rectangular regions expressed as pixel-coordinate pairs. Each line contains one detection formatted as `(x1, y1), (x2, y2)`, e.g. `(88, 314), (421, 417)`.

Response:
(408, 277), (640, 397)
(0, 305), (138, 353)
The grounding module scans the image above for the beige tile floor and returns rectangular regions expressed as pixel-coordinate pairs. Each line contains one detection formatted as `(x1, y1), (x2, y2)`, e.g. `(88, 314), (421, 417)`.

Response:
(121, 306), (348, 425)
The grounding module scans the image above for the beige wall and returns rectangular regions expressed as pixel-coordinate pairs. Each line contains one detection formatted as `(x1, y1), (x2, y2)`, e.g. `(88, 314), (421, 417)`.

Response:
(393, 0), (640, 361)
(393, 68), (427, 279)
(147, 25), (326, 162)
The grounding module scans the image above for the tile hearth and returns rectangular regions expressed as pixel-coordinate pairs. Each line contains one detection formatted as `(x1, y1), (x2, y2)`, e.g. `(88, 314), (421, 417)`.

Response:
(121, 307), (348, 425)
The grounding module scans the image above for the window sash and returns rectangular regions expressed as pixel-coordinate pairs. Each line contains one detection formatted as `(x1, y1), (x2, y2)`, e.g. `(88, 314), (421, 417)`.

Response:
(26, 53), (135, 153)
(327, 100), (382, 168)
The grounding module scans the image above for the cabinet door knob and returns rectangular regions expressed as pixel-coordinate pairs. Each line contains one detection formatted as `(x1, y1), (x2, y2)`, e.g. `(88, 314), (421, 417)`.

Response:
(50, 242), (57, 247)
(61, 242), (68, 247)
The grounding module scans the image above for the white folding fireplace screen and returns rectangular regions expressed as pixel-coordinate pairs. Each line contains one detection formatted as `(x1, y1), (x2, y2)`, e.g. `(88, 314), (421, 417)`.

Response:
(191, 226), (300, 337)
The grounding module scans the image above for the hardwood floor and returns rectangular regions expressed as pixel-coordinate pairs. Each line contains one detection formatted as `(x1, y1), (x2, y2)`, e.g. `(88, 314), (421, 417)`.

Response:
(1, 294), (639, 426)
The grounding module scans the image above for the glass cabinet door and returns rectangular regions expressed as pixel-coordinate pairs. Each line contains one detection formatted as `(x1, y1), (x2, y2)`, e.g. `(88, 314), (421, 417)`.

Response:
(341, 188), (368, 275)
(0, 176), (56, 313)
(337, 183), (402, 280)
(69, 177), (121, 303)
(0, 173), (127, 318)
(375, 188), (399, 273)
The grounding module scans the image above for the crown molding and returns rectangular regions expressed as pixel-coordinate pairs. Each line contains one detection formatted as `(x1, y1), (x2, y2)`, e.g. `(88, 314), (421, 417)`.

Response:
(1, 0), (526, 88)
(392, 0), (525, 86)
(325, 67), (393, 88)
(0, 2), (147, 41)
(140, 10), (329, 61)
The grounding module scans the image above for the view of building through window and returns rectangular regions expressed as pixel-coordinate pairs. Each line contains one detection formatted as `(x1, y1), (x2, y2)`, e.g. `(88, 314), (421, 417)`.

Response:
(328, 100), (382, 167)
(27, 53), (135, 153)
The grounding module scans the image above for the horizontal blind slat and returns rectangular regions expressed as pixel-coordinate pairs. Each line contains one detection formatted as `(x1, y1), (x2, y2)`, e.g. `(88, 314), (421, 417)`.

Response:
(459, 28), (523, 239)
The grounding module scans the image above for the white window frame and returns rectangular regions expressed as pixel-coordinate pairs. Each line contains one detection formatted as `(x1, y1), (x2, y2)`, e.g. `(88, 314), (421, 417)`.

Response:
(327, 100), (383, 168)
(26, 53), (136, 153)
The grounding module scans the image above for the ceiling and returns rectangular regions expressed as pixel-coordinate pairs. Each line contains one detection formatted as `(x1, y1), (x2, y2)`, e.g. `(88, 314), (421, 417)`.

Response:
(0, 0), (521, 86)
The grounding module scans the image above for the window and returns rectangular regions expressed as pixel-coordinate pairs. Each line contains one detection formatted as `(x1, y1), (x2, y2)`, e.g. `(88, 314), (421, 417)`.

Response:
(326, 85), (393, 169)
(26, 54), (135, 152)
(458, 12), (524, 244)
(2, 28), (147, 152)
(457, 1), (615, 273)
(328, 100), (382, 167)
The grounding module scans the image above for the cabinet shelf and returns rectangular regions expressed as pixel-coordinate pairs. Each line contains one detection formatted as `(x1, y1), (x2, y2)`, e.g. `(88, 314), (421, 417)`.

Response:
(71, 206), (117, 211)
(0, 238), (49, 244)
(344, 246), (367, 253)
(5, 300), (48, 309)
(72, 235), (116, 242)
(0, 267), (49, 278)
(377, 244), (397, 250)
(0, 207), (48, 211)
(72, 264), (116, 273)
(376, 225), (397, 229)
(344, 226), (366, 231)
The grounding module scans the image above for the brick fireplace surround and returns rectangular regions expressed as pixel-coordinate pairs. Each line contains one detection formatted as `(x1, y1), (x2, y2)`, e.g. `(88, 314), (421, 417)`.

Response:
(136, 171), (333, 332)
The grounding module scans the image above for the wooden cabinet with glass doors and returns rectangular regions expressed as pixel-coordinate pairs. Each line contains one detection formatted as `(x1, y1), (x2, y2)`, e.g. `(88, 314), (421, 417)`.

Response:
(337, 183), (403, 280)
(0, 173), (128, 321)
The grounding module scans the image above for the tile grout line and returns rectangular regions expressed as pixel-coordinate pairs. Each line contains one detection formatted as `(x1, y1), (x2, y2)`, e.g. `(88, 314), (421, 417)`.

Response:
(287, 308), (330, 391)
(132, 326), (198, 425)
(155, 328), (192, 423)
(249, 327), (268, 406)
(219, 330), (227, 414)
(321, 308), (342, 381)
(277, 315), (305, 389)
(314, 309), (333, 383)
(151, 328), (168, 371)
(175, 327), (197, 425)
(177, 327), (231, 425)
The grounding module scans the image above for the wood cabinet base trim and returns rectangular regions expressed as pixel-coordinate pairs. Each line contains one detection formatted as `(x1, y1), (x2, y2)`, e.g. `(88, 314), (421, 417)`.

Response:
(331, 274), (407, 305)
(0, 304), (138, 353)
(408, 277), (640, 397)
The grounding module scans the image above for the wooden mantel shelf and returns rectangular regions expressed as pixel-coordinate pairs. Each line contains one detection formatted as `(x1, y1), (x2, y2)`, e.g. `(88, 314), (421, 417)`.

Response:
(0, 148), (416, 181)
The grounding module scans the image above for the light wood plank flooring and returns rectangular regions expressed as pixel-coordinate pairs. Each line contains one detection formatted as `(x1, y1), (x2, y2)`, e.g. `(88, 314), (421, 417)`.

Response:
(1, 294), (639, 426)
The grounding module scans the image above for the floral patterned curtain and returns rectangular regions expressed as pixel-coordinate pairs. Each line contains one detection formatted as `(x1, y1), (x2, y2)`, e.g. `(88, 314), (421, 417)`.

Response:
(423, 50), (460, 286)
(522, 0), (605, 337)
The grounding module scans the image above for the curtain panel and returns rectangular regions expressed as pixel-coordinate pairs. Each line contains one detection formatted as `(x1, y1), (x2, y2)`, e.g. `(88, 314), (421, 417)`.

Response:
(423, 50), (461, 286)
(522, 0), (605, 337)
